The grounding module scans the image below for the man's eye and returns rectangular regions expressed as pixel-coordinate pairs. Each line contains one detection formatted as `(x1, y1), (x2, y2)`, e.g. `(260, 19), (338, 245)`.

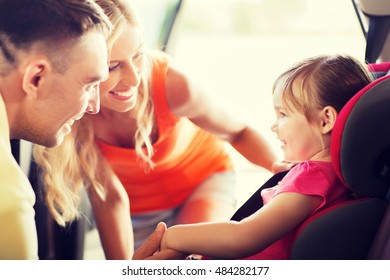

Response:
(109, 62), (120, 71)
(86, 83), (98, 92)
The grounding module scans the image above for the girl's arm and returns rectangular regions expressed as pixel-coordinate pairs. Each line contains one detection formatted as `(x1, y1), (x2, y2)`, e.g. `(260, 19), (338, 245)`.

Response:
(165, 64), (288, 173)
(88, 168), (134, 260)
(161, 192), (322, 259)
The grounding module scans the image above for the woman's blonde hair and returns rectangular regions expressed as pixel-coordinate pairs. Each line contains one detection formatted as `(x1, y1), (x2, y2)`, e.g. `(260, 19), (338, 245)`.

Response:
(33, 0), (155, 226)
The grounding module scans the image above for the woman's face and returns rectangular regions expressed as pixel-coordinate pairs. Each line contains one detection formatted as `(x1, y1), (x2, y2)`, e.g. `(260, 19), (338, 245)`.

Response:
(99, 25), (145, 113)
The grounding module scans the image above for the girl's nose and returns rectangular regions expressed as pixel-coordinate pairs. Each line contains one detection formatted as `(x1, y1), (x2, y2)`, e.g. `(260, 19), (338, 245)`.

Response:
(270, 121), (277, 132)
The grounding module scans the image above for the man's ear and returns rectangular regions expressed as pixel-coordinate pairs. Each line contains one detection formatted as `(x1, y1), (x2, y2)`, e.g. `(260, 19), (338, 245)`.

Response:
(21, 59), (50, 98)
(319, 106), (338, 134)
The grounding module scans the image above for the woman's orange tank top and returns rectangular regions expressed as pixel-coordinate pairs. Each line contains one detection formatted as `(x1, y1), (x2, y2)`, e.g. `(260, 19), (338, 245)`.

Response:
(97, 51), (234, 213)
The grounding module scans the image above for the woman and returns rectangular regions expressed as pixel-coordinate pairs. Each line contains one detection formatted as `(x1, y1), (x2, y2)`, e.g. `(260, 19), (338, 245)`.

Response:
(34, 0), (288, 259)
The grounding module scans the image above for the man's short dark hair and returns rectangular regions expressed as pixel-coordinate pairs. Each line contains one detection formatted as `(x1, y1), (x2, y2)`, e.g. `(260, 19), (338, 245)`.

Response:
(0, 0), (111, 74)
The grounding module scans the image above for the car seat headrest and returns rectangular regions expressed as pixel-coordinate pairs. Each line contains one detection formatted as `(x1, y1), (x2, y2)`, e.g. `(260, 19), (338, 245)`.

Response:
(368, 62), (390, 78)
(331, 74), (390, 199)
(356, 0), (390, 16)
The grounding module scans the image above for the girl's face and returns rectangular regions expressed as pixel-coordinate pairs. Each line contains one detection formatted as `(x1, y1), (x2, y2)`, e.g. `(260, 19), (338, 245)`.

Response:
(271, 84), (324, 162)
(99, 25), (145, 113)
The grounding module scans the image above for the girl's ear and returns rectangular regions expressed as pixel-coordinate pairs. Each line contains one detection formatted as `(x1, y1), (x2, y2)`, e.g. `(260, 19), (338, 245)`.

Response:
(22, 59), (50, 98)
(320, 106), (338, 134)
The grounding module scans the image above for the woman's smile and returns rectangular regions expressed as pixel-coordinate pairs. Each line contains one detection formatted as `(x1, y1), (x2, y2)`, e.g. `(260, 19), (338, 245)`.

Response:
(109, 88), (135, 101)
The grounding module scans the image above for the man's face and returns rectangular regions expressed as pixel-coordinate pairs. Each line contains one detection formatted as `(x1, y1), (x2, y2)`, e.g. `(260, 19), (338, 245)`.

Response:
(25, 31), (108, 147)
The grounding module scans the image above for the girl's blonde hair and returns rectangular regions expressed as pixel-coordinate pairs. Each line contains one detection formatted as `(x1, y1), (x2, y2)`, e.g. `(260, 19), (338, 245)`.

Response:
(33, 0), (155, 226)
(273, 54), (373, 124)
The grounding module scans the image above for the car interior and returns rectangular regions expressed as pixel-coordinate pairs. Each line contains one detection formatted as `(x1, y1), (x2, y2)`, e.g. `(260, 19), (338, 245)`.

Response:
(352, 0), (390, 63)
(9, 0), (390, 260)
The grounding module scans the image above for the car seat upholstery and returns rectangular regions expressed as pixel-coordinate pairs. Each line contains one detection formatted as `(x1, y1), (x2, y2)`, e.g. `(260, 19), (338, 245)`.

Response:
(230, 63), (390, 259)
(352, 0), (390, 63)
(291, 72), (390, 259)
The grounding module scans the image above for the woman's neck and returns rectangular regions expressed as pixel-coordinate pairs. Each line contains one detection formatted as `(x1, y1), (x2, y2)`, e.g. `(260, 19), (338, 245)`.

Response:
(87, 106), (139, 148)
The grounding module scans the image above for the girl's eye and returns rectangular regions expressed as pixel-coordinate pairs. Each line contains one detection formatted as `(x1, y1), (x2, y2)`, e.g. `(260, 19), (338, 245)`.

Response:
(108, 62), (120, 72)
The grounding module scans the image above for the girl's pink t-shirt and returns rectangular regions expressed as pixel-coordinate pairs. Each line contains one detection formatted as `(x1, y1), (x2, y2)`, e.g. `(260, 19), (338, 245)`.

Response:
(242, 160), (351, 260)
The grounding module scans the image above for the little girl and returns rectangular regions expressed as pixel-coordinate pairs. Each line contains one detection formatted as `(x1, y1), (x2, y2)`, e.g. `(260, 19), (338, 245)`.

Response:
(160, 54), (373, 259)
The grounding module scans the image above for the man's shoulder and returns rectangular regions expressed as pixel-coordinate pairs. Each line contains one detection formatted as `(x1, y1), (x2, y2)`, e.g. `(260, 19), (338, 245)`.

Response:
(0, 147), (35, 213)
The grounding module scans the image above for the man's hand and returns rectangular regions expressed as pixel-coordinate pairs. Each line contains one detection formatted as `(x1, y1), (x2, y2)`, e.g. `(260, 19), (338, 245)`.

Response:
(132, 222), (186, 260)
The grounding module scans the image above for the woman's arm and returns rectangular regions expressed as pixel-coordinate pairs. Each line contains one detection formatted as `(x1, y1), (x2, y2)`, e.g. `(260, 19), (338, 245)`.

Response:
(88, 168), (134, 260)
(161, 192), (322, 259)
(165, 64), (288, 173)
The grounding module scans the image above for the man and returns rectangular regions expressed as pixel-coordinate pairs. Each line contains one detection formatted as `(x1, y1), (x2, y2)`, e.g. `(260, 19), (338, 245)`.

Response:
(0, 0), (179, 260)
(0, 0), (111, 259)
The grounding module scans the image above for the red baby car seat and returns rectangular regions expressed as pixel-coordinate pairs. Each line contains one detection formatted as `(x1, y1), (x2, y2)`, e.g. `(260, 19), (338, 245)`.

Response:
(231, 63), (390, 259)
